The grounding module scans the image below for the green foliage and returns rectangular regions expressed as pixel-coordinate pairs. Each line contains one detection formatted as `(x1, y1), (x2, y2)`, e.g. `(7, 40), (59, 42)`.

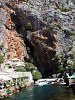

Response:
(6, 81), (11, 85)
(70, 62), (75, 69)
(25, 22), (32, 30)
(0, 54), (4, 64)
(72, 53), (75, 59)
(8, 65), (12, 69)
(15, 62), (42, 80)
(6, 89), (12, 94)
(32, 70), (42, 80)
(67, 46), (73, 51)
(25, 63), (36, 71)
(55, 54), (65, 63)
(48, 26), (54, 30)
(15, 66), (26, 72)
(64, 29), (74, 36)
(60, 7), (69, 12)
(56, 54), (68, 73)
(15, 63), (37, 72)
(58, 66), (65, 73)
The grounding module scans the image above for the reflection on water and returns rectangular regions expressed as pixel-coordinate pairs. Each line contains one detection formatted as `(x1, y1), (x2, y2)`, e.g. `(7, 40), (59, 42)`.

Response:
(5, 85), (75, 100)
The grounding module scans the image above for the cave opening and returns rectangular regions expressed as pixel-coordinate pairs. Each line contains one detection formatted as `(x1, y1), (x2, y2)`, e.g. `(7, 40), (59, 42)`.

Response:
(10, 12), (58, 78)
(10, 13), (22, 31)
(25, 39), (34, 57)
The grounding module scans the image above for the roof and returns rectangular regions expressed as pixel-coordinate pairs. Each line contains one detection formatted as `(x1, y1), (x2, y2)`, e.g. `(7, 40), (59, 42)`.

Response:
(8, 72), (32, 78)
(8, 73), (19, 78)
(12, 58), (20, 61)
(0, 72), (7, 75)
(37, 78), (57, 82)
(0, 72), (32, 80)
(0, 75), (12, 81)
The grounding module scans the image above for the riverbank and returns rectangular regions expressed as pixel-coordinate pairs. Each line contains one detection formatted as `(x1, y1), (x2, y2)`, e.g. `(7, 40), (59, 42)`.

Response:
(0, 82), (34, 99)
(0, 71), (34, 99)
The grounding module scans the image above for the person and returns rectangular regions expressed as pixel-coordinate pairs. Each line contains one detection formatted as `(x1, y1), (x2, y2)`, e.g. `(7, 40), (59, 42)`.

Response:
(4, 82), (6, 88)
(63, 72), (69, 86)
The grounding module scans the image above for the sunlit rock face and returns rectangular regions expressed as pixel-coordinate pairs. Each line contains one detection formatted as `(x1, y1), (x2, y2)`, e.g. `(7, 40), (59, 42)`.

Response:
(0, 1), (28, 61)
(4, 14), (28, 61)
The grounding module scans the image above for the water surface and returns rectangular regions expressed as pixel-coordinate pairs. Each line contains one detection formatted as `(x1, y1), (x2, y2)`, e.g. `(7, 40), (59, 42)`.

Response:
(5, 85), (75, 100)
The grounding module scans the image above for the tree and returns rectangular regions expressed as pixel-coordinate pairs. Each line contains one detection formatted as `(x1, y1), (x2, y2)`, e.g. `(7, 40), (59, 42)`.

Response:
(32, 70), (42, 80)
(25, 63), (36, 72)
(58, 66), (65, 73)
(0, 54), (4, 64)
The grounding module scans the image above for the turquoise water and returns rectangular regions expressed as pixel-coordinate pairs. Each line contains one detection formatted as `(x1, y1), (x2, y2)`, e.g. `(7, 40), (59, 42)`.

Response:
(5, 85), (75, 100)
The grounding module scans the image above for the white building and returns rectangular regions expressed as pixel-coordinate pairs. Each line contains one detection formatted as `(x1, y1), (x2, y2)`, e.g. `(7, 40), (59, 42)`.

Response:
(5, 58), (24, 67)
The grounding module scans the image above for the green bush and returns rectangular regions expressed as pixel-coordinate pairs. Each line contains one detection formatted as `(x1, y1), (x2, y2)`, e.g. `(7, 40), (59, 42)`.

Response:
(72, 53), (75, 59)
(64, 29), (74, 36)
(6, 81), (11, 85)
(6, 89), (12, 94)
(71, 62), (75, 69)
(15, 66), (26, 72)
(60, 7), (69, 12)
(8, 65), (12, 68)
(25, 22), (32, 30)
(32, 70), (42, 80)
(58, 66), (65, 73)
(48, 26), (54, 30)
(15, 63), (37, 72)
(0, 54), (4, 64)
(25, 63), (36, 72)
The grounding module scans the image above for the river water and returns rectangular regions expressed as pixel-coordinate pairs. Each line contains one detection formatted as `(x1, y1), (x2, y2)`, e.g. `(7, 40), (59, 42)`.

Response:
(5, 85), (75, 100)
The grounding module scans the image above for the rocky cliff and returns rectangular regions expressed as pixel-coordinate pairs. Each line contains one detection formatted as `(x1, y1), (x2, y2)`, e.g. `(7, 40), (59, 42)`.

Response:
(0, 0), (75, 77)
(28, 28), (58, 77)
(0, 0), (28, 61)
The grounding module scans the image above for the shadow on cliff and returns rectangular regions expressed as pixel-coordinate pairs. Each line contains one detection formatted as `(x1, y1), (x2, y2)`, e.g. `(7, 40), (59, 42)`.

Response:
(10, 13), (35, 61)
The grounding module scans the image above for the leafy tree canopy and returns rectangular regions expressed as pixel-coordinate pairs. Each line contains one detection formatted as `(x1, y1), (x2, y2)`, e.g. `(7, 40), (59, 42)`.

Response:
(32, 70), (42, 80)
(25, 63), (36, 71)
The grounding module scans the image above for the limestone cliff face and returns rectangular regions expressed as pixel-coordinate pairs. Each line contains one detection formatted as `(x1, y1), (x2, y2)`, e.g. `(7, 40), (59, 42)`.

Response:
(0, 3), (28, 61)
(1, 0), (75, 77)
(0, 6), (7, 54)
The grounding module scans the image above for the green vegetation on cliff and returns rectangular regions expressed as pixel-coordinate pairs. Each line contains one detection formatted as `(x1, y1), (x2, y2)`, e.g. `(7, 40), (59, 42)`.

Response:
(0, 54), (4, 64)
(25, 63), (36, 72)
(15, 66), (26, 72)
(64, 29), (75, 36)
(15, 62), (42, 80)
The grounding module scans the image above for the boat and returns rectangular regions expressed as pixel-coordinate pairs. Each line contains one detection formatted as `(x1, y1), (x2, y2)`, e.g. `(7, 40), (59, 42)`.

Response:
(35, 79), (49, 86)
(35, 78), (58, 86)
